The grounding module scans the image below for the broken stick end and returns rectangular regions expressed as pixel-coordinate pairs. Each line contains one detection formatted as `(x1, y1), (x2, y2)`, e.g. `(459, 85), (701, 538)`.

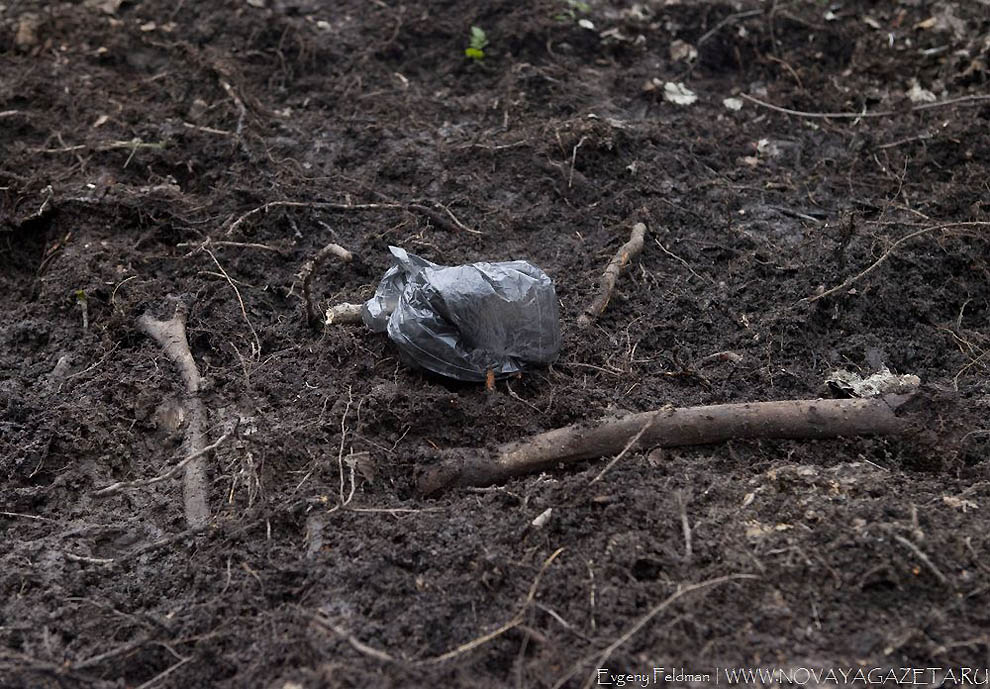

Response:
(417, 448), (498, 496)
(325, 302), (365, 326)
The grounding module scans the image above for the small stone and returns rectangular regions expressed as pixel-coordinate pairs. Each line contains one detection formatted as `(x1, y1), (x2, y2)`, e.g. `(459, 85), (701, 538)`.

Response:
(669, 39), (697, 62)
(84, 0), (123, 14)
(663, 81), (697, 105)
(531, 508), (552, 528)
(15, 13), (40, 50)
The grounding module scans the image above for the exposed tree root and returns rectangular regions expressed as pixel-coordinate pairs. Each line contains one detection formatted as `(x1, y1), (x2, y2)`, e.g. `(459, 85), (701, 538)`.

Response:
(806, 221), (990, 303)
(93, 430), (232, 498)
(418, 394), (917, 494)
(577, 222), (646, 328)
(134, 302), (211, 528)
(741, 92), (990, 119)
(305, 547), (564, 665)
(223, 199), (479, 237)
(298, 241), (354, 326)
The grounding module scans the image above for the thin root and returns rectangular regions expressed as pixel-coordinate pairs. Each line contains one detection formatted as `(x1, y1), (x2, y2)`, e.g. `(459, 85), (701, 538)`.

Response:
(93, 429), (233, 497)
(741, 93), (990, 120)
(891, 533), (950, 586)
(806, 222), (989, 303)
(578, 574), (757, 689)
(299, 242), (355, 326)
(204, 247), (261, 356)
(420, 547), (565, 665)
(224, 199), (480, 237)
(306, 547), (565, 667)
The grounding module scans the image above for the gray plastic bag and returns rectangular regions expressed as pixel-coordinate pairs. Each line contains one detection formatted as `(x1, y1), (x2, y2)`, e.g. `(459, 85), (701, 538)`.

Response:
(362, 247), (561, 381)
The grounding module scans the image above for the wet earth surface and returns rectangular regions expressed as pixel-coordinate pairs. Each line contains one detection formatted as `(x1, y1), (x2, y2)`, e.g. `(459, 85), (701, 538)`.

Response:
(2, 0), (990, 687)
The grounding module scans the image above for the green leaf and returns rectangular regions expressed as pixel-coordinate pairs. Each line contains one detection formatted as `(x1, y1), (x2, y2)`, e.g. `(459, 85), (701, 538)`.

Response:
(469, 26), (488, 50)
(464, 47), (485, 60)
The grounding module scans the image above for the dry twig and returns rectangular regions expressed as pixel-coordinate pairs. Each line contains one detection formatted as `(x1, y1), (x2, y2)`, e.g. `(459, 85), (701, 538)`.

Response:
(578, 222), (647, 328)
(419, 394), (917, 494)
(177, 239), (283, 252)
(697, 9), (764, 45)
(655, 238), (713, 284)
(31, 138), (165, 154)
(676, 491), (693, 563)
(408, 202), (481, 234)
(589, 420), (652, 483)
(112, 525), (211, 565)
(225, 200), (403, 236)
(133, 656), (192, 689)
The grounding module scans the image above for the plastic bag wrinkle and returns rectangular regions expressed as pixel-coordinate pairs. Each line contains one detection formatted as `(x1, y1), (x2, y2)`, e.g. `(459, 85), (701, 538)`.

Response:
(361, 246), (561, 381)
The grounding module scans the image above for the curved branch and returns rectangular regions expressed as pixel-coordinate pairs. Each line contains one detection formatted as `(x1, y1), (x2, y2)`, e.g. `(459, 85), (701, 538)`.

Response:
(419, 394), (917, 494)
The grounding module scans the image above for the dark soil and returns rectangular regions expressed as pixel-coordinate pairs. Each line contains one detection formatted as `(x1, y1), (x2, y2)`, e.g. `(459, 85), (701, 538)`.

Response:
(3, 0), (990, 687)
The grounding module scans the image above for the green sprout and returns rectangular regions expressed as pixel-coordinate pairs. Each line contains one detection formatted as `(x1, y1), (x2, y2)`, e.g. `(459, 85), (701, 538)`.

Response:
(465, 26), (488, 60)
(555, 0), (590, 22)
(74, 289), (89, 330)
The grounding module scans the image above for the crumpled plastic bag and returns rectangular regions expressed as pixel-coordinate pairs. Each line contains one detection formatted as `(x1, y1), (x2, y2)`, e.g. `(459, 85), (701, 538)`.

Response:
(362, 246), (561, 381)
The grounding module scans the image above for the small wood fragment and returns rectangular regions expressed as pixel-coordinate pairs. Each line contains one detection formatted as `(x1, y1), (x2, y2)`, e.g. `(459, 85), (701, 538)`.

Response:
(578, 222), (646, 328)
(325, 302), (364, 325)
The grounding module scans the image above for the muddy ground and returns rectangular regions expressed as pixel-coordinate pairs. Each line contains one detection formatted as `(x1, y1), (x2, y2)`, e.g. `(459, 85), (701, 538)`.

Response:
(2, 0), (990, 687)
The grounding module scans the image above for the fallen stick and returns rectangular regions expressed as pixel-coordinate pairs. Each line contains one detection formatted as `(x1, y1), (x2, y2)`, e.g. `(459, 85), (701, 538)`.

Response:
(577, 222), (646, 328)
(418, 394), (916, 494)
(134, 303), (211, 528)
